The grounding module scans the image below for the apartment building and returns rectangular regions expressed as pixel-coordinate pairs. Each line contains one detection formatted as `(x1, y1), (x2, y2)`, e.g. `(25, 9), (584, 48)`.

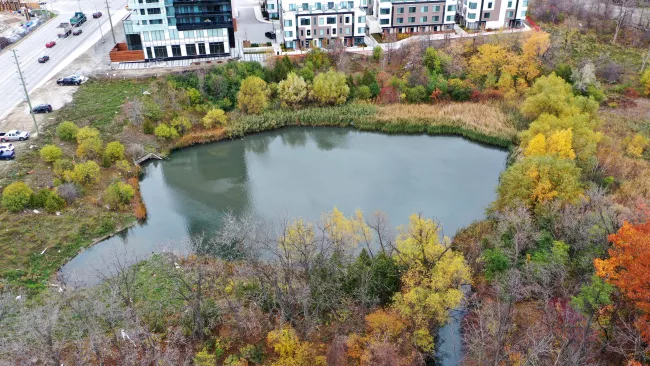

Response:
(368, 0), (456, 35)
(456, 0), (528, 29)
(122, 0), (235, 61)
(264, 0), (279, 19)
(279, 0), (367, 49)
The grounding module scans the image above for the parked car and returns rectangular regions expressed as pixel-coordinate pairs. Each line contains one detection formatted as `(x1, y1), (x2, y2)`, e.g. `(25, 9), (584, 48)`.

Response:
(0, 149), (15, 160)
(265, 31), (276, 39)
(0, 130), (30, 142)
(38, 55), (49, 63)
(92, 12), (102, 18)
(45, 41), (56, 48)
(0, 143), (14, 151)
(32, 104), (52, 113)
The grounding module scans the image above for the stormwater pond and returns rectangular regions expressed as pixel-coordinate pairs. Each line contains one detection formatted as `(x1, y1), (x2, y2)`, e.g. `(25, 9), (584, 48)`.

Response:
(61, 127), (508, 365)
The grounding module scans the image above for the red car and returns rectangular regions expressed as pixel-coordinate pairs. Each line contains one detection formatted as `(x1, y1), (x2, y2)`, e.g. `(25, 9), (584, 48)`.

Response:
(45, 41), (56, 48)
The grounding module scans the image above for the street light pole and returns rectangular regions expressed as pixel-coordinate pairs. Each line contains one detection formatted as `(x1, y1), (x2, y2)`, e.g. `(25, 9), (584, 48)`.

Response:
(96, 7), (105, 43)
(12, 49), (39, 134)
(105, 0), (117, 44)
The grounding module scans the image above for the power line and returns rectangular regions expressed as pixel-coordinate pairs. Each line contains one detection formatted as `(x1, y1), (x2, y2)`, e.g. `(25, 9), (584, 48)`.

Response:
(11, 49), (39, 134)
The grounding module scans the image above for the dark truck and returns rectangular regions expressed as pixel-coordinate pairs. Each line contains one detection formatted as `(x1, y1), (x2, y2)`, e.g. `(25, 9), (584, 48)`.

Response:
(70, 12), (87, 27)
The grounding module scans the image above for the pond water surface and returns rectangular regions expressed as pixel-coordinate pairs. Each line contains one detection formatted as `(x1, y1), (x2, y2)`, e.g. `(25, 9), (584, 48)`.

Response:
(61, 127), (508, 365)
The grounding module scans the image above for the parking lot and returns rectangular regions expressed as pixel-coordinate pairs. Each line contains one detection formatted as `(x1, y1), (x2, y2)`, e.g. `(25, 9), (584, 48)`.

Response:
(234, 7), (280, 45)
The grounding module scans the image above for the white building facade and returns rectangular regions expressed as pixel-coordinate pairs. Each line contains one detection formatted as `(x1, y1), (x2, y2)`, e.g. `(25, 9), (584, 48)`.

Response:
(367, 0), (456, 35)
(123, 0), (235, 61)
(279, 0), (367, 49)
(456, 0), (528, 30)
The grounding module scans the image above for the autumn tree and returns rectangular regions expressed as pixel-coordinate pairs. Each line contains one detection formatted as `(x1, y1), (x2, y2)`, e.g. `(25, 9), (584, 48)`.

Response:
(202, 108), (228, 129)
(495, 156), (583, 210)
(521, 73), (599, 120)
(311, 70), (349, 106)
(468, 43), (518, 83)
(641, 69), (650, 96)
(266, 326), (326, 365)
(595, 220), (650, 343)
(237, 76), (269, 114)
(391, 214), (471, 353)
(278, 72), (308, 108)
(346, 310), (414, 365)
(523, 129), (576, 160)
(519, 31), (551, 81)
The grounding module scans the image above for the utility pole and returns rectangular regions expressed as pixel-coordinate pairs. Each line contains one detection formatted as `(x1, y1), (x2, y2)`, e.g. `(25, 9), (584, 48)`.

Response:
(96, 7), (105, 43)
(105, 0), (117, 44)
(12, 50), (39, 134)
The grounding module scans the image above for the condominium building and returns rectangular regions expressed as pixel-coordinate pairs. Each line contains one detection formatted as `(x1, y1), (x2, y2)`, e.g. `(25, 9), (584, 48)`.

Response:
(456, 0), (529, 29)
(264, 0), (280, 19)
(122, 0), (235, 61)
(367, 0), (456, 35)
(279, 0), (368, 49)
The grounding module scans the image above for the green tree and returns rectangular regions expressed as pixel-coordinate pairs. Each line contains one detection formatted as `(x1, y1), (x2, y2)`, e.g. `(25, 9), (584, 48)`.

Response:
(186, 88), (202, 105)
(154, 123), (180, 140)
(391, 214), (471, 352)
(40, 145), (62, 163)
(75, 126), (100, 143)
(202, 108), (228, 129)
(170, 116), (192, 135)
(53, 159), (74, 177)
(44, 193), (65, 213)
(104, 181), (135, 209)
(356, 85), (372, 101)
(405, 86), (428, 103)
(495, 156), (583, 210)
(56, 121), (78, 142)
(372, 46), (383, 62)
(423, 47), (442, 74)
(104, 141), (125, 163)
(76, 136), (103, 160)
(311, 70), (349, 106)
(72, 161), (101, 186)
(521, 73), (599, 120)
(237, 76), (269, 114)
(2, 182), (33, 212)
(278, 72), (308, 108)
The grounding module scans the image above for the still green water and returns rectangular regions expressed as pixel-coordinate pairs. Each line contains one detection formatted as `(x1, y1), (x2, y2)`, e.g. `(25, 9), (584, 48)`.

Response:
(61, 127), (508, 364)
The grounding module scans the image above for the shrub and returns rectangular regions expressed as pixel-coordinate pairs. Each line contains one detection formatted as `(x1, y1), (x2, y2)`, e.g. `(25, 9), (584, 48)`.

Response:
(641, 69), (650, 96)
(378, 86), (400, 104)
(40, 145), (62, 163)
(170, 116), (192, 135)
(127, 143), (146, 158)
(72, 161), (101, 186)
(186, 88), (202, 105)
(45, 193), (65, 213)
(56, 183), (81, 203)
(372, 46), (383, 62)
(144, 98), (163, 122)
(103, 141), (125, 163)
(116, 159), (135, 177)
(104, 181), (135, 209)
(423, 47), (442, 74)
(154, 123), (179, 140)
(311, 70), (349, 106)
(356, 85), (372, 101)
(447, 78), (474, 101)
(202, 108), (228, 129)
(625, 134), (650, 158)
(2, 182), (33, 212)
(237, 76), (269, 114)
(56, 121), (78, 142)
(76, 136), (103, 159)
(278, 72), (308, 108)
(29, 189), (52, 208)
(405, 86), (428, 103)
(143, 119), (155, 134)
(53, 159), (74, 177)
(76, 126), (100, 143)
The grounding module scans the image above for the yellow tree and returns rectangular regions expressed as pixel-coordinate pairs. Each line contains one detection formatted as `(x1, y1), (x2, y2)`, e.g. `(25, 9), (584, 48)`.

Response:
(391, 214), (471, 352)
(346, 310), (414, 365)
(521, 73), (599, 120)
(523, 133), (547, 157)
(524, 129), (576, 160)
(321, 207), (371, 252)
(267, 326), (326, 366)
(237, 76), (269, 114)
(519, 32), (551, 81)
(468, 43), (518, 81)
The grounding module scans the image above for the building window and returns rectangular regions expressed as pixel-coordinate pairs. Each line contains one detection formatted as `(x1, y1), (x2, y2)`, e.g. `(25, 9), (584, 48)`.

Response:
(151, 30), (164, 40)
(327, 16), (336, 24)
(302, 3), (308, 10)
(139, 9), (145, 15)
(300, 18), (310, 25)
(420, 16), (426, 22)
(146, 47), (153, 58)
(507, 11), (514, 17)
(345, 27), (350, 34)
(153, 46), (167, 58)
(469, 2), (477, 10)
(433, 15), (439, 21)
(396, 17), (403, 24)
(284, 20), (292, 27)
(487, 2), (493, 9)
(169, 29), (178, 39)
(150, 19), (163, 24)
(434, 5), (440, 12)
(380, 18), (389, 24)
(198, 43), (206, 55)
(408, 6), (415, 13)
(315, 2), (322, 9)
(358, 16), (365, 23)
(171, 45), (181, 57)
(507, 1), (512, 7)
(207, 29), (224, 37)
(332, 28), (336, 34)
(345, 15), (350, 23)
(328, 2), (334, 9)
(468, 13), (476, 19)
(319, 17), (324, 25)
(521, 10), (526, 17)
(185, 44), (196, 56)
(183, 30), (194, 38)
(300, 29), (303, 36)
(289, 4), (296, 10)
(147, 8), (161, 15)
(284, 31), (293, 37)
(320, 29), (324, 36)
(380, 8), (389, 15)
(397, 7), (403, 14)
(268, 3), (275, 9)
(523, 0), (528, 6)
(408, 17), (415, 23)
(447, 5), (455, 12)
(209, 42), (225, 54)
(141, 20), (148, 25)
(446, 15), (453, 21)
(145, 0), (159, 3)
(484, 12), (490, 18)
(421, 6), (427, 12)
(142, 31), (150, 41)
(357, 27), (364, 33)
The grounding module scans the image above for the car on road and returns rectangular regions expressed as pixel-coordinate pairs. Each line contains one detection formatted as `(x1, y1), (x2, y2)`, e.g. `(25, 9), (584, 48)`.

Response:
(45, 41), (56, 48)
(93, 12), (102, 18)
(38, 55), (50, 63)
(38, 1), (47, 4)
(32, 104), (52, 114)
(0, 130), (30, 142)
(73, 29), (82, 36)
(0, 149), (15, 160)
(0, 143), (14, 151)
(265, 31), (276, 39)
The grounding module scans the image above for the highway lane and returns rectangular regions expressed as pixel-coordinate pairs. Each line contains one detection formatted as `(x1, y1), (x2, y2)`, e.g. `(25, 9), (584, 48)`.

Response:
(0, 0), (129, 124)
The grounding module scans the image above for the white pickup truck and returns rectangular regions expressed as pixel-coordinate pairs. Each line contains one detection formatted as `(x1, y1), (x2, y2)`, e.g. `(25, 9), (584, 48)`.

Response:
(0, 130), (30, 142)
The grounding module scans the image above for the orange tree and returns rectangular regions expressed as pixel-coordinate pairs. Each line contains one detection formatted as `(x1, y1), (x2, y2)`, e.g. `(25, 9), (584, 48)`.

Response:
(595, 220), (650, 342)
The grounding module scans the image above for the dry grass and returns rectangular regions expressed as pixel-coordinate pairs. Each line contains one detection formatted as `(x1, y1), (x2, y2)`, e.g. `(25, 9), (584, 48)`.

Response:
(173, 127), (228, 149)
(376, 103), (517, 141)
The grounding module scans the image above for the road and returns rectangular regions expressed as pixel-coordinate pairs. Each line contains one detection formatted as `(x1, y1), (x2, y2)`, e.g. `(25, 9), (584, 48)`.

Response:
(0, 0), (129, 124)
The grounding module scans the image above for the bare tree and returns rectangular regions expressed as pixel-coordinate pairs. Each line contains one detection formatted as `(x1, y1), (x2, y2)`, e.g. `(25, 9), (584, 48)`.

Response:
(122, 97), (144, 126)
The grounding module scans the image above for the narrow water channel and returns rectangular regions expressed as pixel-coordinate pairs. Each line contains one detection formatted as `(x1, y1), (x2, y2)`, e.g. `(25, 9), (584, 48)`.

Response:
(61, 127), (508, 365)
